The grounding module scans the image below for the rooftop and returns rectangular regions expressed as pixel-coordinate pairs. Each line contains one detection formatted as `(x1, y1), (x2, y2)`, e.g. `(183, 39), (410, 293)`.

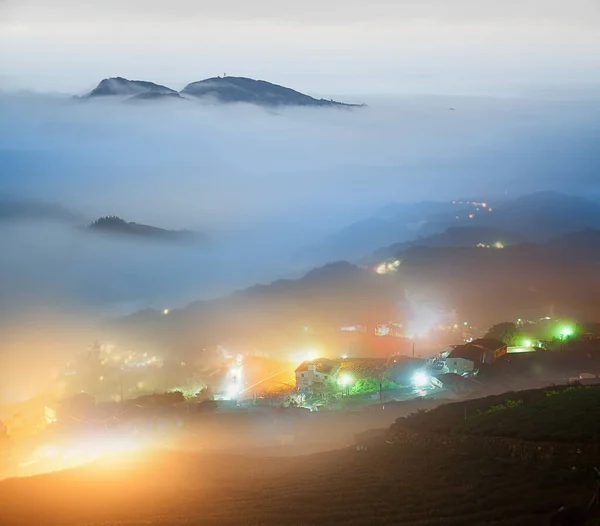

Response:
(339, 358), (388, 379)
(471, 338), (506, 351)
(295, 358), (340, 374)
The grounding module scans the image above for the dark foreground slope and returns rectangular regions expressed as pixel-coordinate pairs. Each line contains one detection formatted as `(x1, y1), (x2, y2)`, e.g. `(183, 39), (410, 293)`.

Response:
(0, 444), (594, 526)
(3, 388), (600, 525)
(391, 384), (600, 442)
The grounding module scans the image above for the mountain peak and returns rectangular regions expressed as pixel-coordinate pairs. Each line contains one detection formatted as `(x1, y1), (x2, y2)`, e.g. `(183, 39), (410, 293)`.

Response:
(80, 75), (363, 108)
(181, 76), (361, 107)
(83, 77), (177, 98)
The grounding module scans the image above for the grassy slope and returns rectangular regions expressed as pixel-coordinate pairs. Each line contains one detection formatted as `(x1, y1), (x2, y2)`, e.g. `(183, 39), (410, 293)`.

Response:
(395, 385), (600, 442)
(3, 387), (600, 525)
(0, 445), (594, 526)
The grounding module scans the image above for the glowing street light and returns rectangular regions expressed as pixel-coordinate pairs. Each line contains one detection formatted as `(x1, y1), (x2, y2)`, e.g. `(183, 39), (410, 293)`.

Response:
(523, 339), (532, 348)
(412, 371), (429, 388)
(560, 326), (574, 339)
(338, 374), (353, 386)
(375, 263), (387, 275)
(338, 374), (353, 397)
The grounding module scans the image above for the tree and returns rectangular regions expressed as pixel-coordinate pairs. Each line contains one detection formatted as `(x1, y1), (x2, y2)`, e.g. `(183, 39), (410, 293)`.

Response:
(305, 382), (341, 407)
(89, 216), (128, 229)
(350, 378), (380, 395)
(350, 378), (399, 395)
(485, 322), (519, 345)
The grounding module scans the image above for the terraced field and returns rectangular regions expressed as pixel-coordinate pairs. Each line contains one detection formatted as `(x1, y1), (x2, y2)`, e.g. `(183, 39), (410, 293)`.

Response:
(3, 385), (600, 525)
(0, 441), (595, 526)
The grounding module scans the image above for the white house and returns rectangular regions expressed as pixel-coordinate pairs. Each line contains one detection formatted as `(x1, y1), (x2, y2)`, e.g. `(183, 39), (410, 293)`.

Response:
(295, 359), (340, 390)
(444, 357), (475, 376)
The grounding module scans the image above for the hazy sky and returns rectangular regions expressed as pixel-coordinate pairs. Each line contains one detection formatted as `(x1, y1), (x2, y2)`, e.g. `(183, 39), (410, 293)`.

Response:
(1, 0), (599, 94)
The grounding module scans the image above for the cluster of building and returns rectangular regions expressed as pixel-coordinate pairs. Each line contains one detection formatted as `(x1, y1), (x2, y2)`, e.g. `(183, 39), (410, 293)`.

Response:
(294, 356), (424, 392)
(442, 338), (507, 375)
(293, 338), (509, 398)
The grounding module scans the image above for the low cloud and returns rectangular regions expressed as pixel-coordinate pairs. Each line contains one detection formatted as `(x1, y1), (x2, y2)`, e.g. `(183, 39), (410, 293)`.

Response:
(0, 90), (599, 320)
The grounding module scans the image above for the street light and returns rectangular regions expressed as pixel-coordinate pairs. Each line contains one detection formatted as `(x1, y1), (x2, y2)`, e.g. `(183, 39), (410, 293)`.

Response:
(412, 371), (429, 388)
(338, 374), (352, 397)
(560, 326), (573, 338)
(558, 325), (574, 352)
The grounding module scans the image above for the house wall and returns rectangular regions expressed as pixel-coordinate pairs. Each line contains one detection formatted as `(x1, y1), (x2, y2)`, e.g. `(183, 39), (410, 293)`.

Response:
(295, 367), (339, 390)
(296, 371), (311, 389)
(445, 357), (474, 376)
(494, 346), (508, 360)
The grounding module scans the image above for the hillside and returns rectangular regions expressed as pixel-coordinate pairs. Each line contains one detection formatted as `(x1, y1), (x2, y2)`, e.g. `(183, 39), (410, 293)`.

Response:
(3, 382), (600, 524)
(0, 198), (81, 224)
(374, 226), (526, 260)
(109, 261), (405, 357)
(127, 92), (185, 103)
(82, 77), (177, 98)
(0, 432), (595, 525)
(303, 200), (464, 263)
(314, 192), (600, 264)
(391, 384), (600, 443)
(467, 192), (600, 242)
(88, 216), (200, 243)
(392, 228), (600, 326)
(110, 228), (600, 358)
(81, 76), (361, 107)
(181, 76), (360, 107)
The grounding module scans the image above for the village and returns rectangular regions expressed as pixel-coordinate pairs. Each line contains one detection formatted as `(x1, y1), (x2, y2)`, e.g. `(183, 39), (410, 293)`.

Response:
(4, 313), (600, 480)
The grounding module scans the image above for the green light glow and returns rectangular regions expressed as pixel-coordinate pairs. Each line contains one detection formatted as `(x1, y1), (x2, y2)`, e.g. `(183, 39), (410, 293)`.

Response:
(523, 339), (532, 347)
(338, 374), (353, 386)
(559, 326), (574, 338)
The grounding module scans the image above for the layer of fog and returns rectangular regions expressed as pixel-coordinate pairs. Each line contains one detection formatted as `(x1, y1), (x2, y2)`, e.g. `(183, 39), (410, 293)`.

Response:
(2, 91), (600, 318)
(0, 89), (599, 410)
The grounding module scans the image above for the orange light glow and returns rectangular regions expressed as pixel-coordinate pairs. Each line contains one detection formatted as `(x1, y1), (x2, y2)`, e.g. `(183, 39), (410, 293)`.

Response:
(15, 433), (146, 478)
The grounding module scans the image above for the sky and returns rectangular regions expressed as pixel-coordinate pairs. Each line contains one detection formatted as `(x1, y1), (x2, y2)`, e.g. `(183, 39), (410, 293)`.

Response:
(0, 0), (599, 95)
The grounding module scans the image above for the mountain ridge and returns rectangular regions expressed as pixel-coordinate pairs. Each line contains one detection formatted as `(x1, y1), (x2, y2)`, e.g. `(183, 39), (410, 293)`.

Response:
(88, 216), (204, 244)
(82, 77), (177, 98)
(80, 76), (362, 107)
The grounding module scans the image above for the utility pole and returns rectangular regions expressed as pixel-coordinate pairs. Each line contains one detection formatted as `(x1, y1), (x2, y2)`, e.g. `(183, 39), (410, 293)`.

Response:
(412, 341), (416, 358)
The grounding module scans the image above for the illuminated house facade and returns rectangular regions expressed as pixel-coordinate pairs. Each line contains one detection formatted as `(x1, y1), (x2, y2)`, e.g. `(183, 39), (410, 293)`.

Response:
(295, 359), (340, 391)
(445, 338), (507, 375)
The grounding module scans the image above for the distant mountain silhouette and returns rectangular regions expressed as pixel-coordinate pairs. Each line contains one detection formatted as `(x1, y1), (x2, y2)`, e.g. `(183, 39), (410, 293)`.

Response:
(82, 78), (177, 99)
(88, 216), (202, 244)
(299, 201), (470, 264)
(80, 76), (361, 107)
(180, 76), (361, 107)
(112, 228), (600, 359)
(469, 191), (600, 241)
(392, 228), (600, 326)
(127, 92), (185, 103)
(310, 192), (600, 264)
(0, 197), (82, 223)
(112, 260), (403, 356)
(374, 226), (526, 260)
